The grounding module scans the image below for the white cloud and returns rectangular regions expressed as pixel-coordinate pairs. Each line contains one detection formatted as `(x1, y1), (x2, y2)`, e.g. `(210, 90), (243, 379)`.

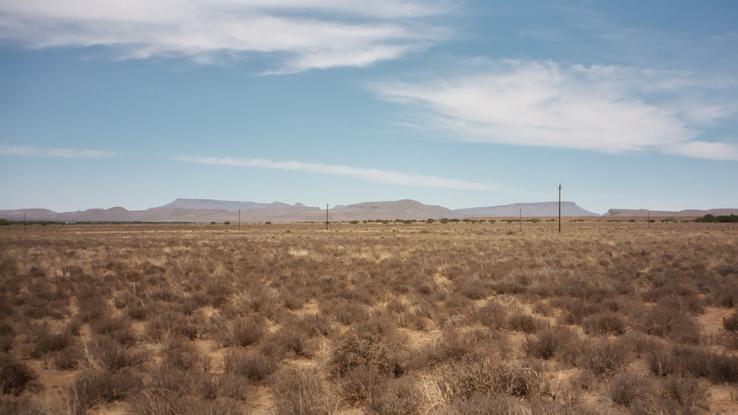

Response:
(664, 141), (738, 161)
(0, 144), (114, 159)
(176, 154), (493, 191)
(372, 60), (738, 160)
(0, 0), (451, 72)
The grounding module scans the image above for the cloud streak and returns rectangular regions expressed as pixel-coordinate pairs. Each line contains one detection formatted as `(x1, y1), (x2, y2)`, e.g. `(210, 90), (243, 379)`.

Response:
(373, 60), (738, 161)
(0, 0), (452, 72)
(0, 144), (114, 159)
(176, 155), (494, 191)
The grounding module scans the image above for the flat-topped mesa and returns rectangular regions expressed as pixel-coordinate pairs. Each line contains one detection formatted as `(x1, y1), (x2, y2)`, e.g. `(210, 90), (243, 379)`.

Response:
(456, 201), (598, 217)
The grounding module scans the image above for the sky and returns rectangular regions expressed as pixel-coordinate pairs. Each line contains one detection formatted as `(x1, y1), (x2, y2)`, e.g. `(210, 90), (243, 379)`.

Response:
(1, 0), (737, 214)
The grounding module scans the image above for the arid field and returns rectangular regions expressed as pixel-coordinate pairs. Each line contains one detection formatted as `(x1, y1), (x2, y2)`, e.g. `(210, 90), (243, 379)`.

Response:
(1, 220), (737, 414)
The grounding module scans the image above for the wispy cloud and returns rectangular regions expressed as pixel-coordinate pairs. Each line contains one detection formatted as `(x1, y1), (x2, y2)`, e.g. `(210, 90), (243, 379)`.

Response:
(0, 144), (114, 159)
(372, 60), (738, 161)
(664, 141), (738, 162)
(176, 155), (494, 191)
(0, 0), (452, 72)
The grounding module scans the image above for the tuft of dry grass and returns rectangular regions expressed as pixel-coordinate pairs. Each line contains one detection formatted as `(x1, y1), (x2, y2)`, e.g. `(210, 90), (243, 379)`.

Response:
(271, 367), (340, 415)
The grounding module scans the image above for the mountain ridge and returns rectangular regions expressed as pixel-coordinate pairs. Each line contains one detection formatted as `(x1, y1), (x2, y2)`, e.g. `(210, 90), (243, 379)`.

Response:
(3, 198), (729, 223)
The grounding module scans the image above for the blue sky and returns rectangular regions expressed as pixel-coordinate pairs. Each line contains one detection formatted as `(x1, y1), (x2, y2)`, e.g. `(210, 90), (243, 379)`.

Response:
(1, 0), (737, 213)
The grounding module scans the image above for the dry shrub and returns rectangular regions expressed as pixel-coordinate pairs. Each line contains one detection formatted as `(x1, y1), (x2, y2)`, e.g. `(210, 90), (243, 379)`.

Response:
(330, 328), (410, 379)
(137, 366), (194, 397)
(416, 328), (508, 369)
(366, 375), (419, 415)
(86, 336), (147, 372)
(561, 338), (629, 375)
(524, 326), (576, 360)
(709, 279), (738, 308)
(298, 314), (331, 337)
(338, 366), (384, 404)
(582, 312), (625, 336)
(90, 316), (136, 346)
(476, 301), (508, 329)
(609, 372), (707, 415)
(436, 394), (528, 415)
(618, 331), (663, 358)
(30, 328), (71, 358)
(271, 367), (340, 415)
(457, 277), (492, 300)
(530, 399), (601, 415)
(203, 278), (232, 307)
(269, 328), (311, 359)
(533, 301), (554, 317)
(492, 278), (528, 295)
(146, 310), (199, 341)
(65, 369), (142, 415)
(262, 315), (322, 359)
(196, 373), (250, 402)
(609, 372), (660, 414)
(129, 394), (239, 415)
(647, 343), (738, 382)
(0, 353), (36, 395)
(636, 306), (700, 344)
(224, 349), (277, 383)
(53, 343), (83, 370)
(659, 375), (708, 414)
(328, 300), (370, 326)
(75, 294), (107, 323)
(220, 315), (265, 347)
(245, 283), (279, 316)
(161, 337), (201, 371)
(723, 310), (738, 332)
(437, 358), (549, 401)
(506, 312), (546, 334)
(642, 287), (706, 314)
(552, 297), (600, 326)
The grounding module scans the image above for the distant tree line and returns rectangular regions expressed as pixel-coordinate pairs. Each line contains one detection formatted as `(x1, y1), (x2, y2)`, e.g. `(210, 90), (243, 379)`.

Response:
(696, 214), (738, 223)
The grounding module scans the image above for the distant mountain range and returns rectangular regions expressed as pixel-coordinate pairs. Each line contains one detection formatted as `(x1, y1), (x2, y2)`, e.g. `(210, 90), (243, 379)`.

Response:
(1, 198), (732, 223)
(0, 198), (600, 223)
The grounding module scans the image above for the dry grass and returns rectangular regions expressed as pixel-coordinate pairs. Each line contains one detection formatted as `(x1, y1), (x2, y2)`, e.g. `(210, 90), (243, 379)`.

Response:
(0, 220), (737, 413)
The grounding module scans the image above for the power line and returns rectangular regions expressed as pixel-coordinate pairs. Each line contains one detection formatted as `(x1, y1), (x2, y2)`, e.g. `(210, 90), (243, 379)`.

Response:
(558, 183), (563, 233)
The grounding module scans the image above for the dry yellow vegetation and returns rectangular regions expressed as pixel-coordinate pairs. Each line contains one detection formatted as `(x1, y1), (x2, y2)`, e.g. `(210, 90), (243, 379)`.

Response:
(1, 220), (737, 414)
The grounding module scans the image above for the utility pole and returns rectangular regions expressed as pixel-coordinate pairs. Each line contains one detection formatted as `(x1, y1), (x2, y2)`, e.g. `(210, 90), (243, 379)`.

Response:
(325, 204), (329, 231)
(558, 183), (562, 233)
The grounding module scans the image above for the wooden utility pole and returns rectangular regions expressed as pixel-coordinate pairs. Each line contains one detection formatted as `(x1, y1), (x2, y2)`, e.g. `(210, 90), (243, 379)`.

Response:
(325, 204), (329, 231)
(558, 184), (562, 233)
